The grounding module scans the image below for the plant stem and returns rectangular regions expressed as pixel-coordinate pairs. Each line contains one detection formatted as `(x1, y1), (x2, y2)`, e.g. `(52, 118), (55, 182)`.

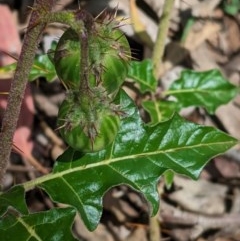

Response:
(152, 0), (175, 79)
(0, 0), (56, 185)
(149, 211), (161, 241)
(77, 11), (93, 92)
(150, 1), (175, 240)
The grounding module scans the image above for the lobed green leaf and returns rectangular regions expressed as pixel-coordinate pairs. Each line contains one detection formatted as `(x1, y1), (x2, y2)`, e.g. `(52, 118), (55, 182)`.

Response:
(0, 54), (57, 82)
(0, 207), (77, 241)
(37, 90), (237, 231)
(0, 186), (28, 216)
(127, 59), (157, 93)
(165, 69), (238, 114)
(142, 100), (181, 124)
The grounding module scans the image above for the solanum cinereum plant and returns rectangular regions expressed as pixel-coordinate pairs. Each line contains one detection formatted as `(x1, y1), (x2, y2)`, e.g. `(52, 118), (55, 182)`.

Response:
(0, 2), (239, 240)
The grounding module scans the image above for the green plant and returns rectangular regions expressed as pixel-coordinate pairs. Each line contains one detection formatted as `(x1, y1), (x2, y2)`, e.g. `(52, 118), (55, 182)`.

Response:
(0, 1), (239, 240)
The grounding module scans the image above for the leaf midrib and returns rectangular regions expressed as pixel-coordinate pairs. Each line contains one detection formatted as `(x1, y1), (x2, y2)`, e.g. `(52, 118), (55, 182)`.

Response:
(166, 88), (219, 95)
(18, 217), (42, 241)
(128, 74), (154, 90)
(26, 140), (236, 189)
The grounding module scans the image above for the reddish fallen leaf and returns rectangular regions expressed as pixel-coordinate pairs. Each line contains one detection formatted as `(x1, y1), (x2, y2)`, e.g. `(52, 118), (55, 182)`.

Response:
(0, 5), (36, 169)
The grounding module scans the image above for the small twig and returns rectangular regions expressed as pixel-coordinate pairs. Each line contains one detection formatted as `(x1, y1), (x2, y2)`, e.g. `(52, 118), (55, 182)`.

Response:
(40, 120), (64, 147)
(160, 200), (240, 239)
(22, 157), (37, 180)
(25, 154), (49, 174)
(152, 0), (175, 79)
(7, 164), (39, 172)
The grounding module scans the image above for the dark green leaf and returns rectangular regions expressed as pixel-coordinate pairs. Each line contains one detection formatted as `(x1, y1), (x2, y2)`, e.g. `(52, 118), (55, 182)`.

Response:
(165, 69), (238, 114)
(166, 70), (238, 114)
(127, 59), (157, 93)
(142, 100), (181, 124)
(0, 207), (77, 241)
(0, 186), (28, 216)
(38, 90), (237, 230)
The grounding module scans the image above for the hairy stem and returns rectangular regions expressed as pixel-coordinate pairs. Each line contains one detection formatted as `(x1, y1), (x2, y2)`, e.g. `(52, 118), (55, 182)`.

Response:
(0, 0), (56, 184)
(44, 9), (93, 92)
(79, 27), (90, 92)
(152, 0), (175, 79)
(76, 10), (94, 92)
(42, 11), (84, 32)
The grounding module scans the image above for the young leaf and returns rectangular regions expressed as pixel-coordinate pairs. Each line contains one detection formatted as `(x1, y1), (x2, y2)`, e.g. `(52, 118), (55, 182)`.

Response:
(29, 54), (57, 82)
(0, 62), (16, 79)
(0, 207), (77, 241)
(163, 170), (175, 189)
(127, 59), (157, 93)
(37, 90), (237, 231)
(0, 54), (57, 82)
(0, 186), (28, 216)
(165, 69), (238, 114)
(142, 100), (181, 124)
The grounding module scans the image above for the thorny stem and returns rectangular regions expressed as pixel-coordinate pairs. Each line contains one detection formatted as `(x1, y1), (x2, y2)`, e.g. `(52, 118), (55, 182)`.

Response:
(76, 11), (100, 150)
(42, 11), (84, 33)
(45, 9), (93, 92)
(0, 0), (56, 185)
(79, 31), (90, 91)
(77, 11), (93, 92)
(152, 0), (175, 79)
